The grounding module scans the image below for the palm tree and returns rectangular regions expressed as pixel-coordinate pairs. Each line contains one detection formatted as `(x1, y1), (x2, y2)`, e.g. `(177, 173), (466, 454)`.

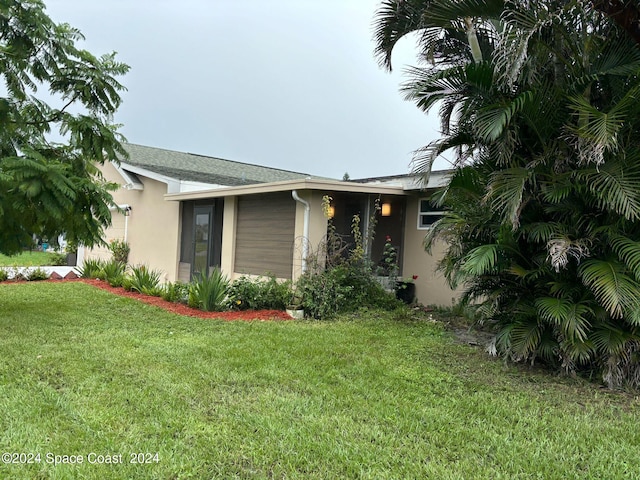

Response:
(375, 0), (640, 388)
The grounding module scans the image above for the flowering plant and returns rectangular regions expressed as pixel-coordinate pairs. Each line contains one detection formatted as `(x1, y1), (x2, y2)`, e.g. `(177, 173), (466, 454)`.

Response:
(381, 235), (399, 278)
(401, 275), (419, 283)
(396, 275), (418, 292)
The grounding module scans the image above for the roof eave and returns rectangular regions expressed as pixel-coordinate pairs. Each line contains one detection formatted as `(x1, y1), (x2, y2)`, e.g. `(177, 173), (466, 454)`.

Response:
(164, 178), (407, 201)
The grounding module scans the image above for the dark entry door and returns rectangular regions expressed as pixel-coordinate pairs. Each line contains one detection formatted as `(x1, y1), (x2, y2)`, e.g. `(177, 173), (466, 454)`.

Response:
(193, 205), (213, 278)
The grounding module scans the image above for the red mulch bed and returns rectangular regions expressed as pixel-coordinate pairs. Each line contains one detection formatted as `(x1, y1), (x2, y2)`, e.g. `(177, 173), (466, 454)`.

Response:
(8, 277), (293, 322)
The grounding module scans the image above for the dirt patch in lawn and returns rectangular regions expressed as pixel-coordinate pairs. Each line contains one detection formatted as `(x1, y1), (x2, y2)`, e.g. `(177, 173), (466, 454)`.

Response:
(69, 278), (293, 321)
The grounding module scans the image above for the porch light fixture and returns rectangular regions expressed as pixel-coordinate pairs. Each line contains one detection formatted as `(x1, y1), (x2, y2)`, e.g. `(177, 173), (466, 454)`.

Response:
(328, 206), (335, 218)
(381, 203), (391, 216)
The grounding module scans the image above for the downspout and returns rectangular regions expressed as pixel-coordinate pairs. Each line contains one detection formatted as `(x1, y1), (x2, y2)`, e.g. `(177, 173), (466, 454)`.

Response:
(109, 204), (131, 242)
(123, 209), (129, 243)
(292, 190), (310, 273)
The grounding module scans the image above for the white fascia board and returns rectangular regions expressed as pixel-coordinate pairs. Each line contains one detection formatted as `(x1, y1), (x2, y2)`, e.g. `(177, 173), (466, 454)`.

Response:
(112, 162), (144, 190)
(356, 170), (453, 191)
(422, 171), (452, 189)
(164, 178), (406, 202)
(117, 163), (221, 194)
(118, 162), (182, 193)
(178, 180), (225, 193)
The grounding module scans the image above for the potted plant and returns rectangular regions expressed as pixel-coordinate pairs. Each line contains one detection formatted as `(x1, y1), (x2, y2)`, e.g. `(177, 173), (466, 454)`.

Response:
(396, 275), (418, 304)
(286, 291), (305, 319)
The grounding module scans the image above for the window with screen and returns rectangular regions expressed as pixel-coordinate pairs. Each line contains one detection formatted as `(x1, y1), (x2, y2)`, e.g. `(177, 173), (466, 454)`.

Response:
(417, 199), (444, 229)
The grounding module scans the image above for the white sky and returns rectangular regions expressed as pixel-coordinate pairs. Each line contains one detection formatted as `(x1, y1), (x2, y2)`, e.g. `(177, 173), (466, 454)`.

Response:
(45, 0), (447, 179)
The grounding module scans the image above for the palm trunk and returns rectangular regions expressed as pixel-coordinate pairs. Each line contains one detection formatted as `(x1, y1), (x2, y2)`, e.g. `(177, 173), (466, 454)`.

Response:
(465, 17), (483, 63)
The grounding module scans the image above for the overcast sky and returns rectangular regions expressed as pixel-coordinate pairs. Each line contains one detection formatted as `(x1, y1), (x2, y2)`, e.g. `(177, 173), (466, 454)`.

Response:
(45, 0), (445, 179)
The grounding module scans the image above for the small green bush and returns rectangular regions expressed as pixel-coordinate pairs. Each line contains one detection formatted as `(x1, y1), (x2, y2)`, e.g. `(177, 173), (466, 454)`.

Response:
(161, 282), (190, 304)
(189, 268), (229, 312)
(297, 269), (345, 319)
(297, 264), (401, 319)
(108, 239), (130, 264)
(227, 275), (292, 310)
(0, 269), (8, 282)
(48, 252), (67, 266)
(12, 267), (26, 281)
(100, 260), (127, 287)
(78, 258), (106, 279)
(25, 267), (49, 281)
(128, 264), (162, 294)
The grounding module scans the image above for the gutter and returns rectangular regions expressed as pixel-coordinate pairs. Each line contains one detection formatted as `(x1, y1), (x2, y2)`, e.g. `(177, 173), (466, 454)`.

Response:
(291, 190), (310, 273)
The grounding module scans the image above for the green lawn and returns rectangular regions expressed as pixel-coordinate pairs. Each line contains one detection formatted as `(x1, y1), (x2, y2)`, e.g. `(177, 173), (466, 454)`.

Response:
(0, 250), (63, 267)
(1, 282), (638, 479)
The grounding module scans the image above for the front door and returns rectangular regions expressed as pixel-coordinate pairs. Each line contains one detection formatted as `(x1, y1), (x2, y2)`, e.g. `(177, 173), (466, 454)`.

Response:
(193, 205), (213, 278)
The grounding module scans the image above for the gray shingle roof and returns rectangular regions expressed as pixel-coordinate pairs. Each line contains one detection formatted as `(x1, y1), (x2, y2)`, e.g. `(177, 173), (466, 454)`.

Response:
(120, 143), (322, 186)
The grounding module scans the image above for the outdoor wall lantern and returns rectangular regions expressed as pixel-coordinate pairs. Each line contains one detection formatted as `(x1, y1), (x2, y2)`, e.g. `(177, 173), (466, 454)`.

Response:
(381, 203), (391, 216)
(327, 206), (335, 218)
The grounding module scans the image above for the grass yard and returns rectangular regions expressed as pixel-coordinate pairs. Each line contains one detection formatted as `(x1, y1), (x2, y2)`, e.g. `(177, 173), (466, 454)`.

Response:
(1, 282), (638, 479)
(0, 250), (63, 267)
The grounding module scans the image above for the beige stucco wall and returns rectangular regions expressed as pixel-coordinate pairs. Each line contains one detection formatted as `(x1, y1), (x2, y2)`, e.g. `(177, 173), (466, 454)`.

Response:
(84, 163), (181, 282)
(402, 196), (461, 306)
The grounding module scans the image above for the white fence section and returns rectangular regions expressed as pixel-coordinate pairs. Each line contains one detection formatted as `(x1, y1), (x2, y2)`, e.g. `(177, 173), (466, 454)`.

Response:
(0, 266), (81, 280)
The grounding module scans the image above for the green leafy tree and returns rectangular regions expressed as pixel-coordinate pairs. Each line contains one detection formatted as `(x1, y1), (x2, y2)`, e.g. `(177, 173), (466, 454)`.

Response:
(375, 0), (640, 388)
(0, 0), (129, 255)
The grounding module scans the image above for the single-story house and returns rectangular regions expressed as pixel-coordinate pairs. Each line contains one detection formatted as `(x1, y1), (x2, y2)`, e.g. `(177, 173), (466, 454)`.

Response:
(84, 143), (458, 306)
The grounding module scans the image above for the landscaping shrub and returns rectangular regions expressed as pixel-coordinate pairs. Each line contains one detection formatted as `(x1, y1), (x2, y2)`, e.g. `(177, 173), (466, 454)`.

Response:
(161, 281), (190, 304)
(227, 275), (292, 310)
(0, 269), (9, 282)
(11, 268), (26, 281)
(25, 267), (49, 281)
(99, 260), (127, 287)
(297, 268), (345, 319)
(188, 268), (229, 311)
(48, 252), (67, 266)
(298, 263), (400, 319)
(108, 239), (130, 264)
(78, 258), (105, 279)
(127, 264), (162, 295)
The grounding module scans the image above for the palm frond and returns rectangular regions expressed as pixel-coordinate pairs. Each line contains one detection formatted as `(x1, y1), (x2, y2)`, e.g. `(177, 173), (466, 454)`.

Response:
(410, 133), (474, 179)
(567, 95), (627, 158)
(591, 323), (636, 356)
(485, 167), (532, 228)
(521, 222), (563, 244)
(609, 233), (640, 281)
(582, 35), (640, 82)
(579, 161), (640, 221)
(509, 317), (544, 359)
(559, 337), (596, 366)
(462, 244), (502, 275)
(493, 3), (552, 90)
(425, 0), (504, 26)
(474, 91), (534, 142)
(579, 259), (640, 319)
(373, 0), (432, 71)
(401, 65), (468, 113)
(535, 297), (592, 343)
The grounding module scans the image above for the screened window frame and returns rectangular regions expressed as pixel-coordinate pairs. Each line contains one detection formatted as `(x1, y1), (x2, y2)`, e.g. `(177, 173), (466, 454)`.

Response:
(417, 198), (444, 230)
